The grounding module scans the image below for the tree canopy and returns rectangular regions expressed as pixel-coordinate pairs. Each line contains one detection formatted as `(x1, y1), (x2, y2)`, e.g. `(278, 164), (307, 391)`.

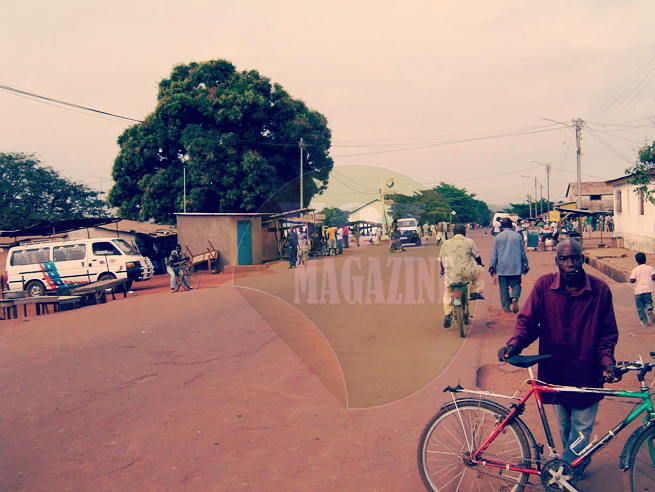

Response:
(0, 152), (108, 230)
(626, 142), (655, 203)
(504, 199), (552, 219)
(390, 183), (492, 226)
(109, 59), (334, 224)
(319, 206), (350, 227)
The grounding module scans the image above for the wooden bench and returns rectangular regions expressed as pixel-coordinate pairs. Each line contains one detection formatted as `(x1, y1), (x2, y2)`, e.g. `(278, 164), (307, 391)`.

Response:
(0, 296), (82, 319)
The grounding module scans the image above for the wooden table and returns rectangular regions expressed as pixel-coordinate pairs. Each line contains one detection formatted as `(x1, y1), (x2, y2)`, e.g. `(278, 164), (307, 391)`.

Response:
(0, 299), (17, 320)
(0, 296), (79, 319)
(69, 278), (130, 305)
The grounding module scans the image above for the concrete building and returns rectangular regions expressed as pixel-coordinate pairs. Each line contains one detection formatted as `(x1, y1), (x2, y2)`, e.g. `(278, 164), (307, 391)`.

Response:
(606, 174), (655, 253)
(347, 198), (391, 226)
(565, 182), (614, 212)
(176, 213), (267, 268)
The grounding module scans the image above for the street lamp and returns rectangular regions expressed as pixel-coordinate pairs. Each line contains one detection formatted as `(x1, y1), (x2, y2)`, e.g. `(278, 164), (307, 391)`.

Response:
(179, 153), (189, 213)
(450, 210), (456, 223)
(527, 159), (552, 212)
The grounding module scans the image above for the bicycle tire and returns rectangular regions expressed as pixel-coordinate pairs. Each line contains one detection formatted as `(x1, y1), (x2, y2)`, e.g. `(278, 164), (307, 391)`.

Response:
(184, 271), (200, 290)
(417, 400), (532, 492)
(628, 424), (655, 492)
(174, 271), (183, 292)
(456, 305), (465, 337)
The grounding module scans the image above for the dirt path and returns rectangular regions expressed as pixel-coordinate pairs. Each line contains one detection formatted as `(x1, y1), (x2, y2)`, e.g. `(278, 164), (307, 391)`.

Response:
(0, 229), (651, 491)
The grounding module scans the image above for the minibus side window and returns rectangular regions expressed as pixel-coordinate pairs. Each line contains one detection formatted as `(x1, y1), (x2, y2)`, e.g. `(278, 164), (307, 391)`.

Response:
(92, 242), (121, 256)
(11, 248), (50, 265)
(54, 244), (87, 262)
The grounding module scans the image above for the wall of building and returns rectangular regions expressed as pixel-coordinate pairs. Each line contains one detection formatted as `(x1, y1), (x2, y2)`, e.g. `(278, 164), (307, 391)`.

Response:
(613, 183), (655, 253)
(176, 215), (263, 267)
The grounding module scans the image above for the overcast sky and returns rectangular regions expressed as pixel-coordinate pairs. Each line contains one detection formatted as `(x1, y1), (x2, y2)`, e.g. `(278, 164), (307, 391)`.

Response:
(3, 1), (655, 209)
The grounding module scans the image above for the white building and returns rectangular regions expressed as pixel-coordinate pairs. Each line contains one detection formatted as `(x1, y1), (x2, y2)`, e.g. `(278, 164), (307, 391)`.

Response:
(347, 198), (391, 226)
(606, 174), (655, 253)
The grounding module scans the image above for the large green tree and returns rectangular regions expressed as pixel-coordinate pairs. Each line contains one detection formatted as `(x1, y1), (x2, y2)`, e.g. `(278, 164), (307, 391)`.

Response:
(0, 152), (108, 230)
(109, 60), (333, 224)
(390, 183), (492, 225)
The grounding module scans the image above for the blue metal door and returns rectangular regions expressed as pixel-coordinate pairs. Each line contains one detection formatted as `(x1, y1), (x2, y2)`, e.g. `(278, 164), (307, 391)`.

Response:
(237, 220), (253, 265)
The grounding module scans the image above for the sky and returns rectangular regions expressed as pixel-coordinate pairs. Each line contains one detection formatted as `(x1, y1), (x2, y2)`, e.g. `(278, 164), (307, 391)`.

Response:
(3, 1), (655, 210)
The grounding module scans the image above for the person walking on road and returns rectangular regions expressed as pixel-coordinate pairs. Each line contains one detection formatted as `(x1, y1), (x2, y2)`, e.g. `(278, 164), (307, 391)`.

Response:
(630, 252), (655, 326)
(336, 227), (344, 254)
(438, 224), (485, 328)
(489, 217), (529, 313)
(498, 238), (620, 479)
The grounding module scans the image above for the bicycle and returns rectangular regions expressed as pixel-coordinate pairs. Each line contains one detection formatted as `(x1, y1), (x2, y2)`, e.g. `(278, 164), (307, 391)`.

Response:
(449, 281), (470, 338)
(173, 258), (200, 292)
(417, 352), (655, 492)
(389, 232), (405, 253)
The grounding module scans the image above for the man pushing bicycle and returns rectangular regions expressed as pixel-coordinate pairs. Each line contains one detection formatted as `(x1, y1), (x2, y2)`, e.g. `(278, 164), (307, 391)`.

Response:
(167, 244), (191, 291)
(498, 238), (621, 481)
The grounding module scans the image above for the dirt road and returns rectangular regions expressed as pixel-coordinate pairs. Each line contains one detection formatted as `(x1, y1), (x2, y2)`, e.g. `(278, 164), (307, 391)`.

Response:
(0, 230), (651, 491)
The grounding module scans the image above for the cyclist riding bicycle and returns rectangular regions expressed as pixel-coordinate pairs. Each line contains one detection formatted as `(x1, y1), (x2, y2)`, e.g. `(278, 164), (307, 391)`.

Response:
(167, 244), (191, 291)
(438, 224), (485, 328)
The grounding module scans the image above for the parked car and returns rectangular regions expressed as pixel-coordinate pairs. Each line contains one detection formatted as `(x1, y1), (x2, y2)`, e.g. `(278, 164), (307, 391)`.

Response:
(6, 238), (155, 296)
(396, 218), (421, 246)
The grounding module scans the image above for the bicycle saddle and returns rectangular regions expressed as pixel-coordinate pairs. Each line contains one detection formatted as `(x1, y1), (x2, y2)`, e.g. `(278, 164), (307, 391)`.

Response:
(506, 354), (553, 368)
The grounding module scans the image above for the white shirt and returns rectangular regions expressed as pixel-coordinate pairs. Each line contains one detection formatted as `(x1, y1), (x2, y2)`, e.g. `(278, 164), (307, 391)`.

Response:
(631, 264), (655, 294)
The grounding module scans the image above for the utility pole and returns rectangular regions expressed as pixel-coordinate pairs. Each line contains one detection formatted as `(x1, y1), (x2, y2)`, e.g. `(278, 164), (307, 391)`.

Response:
(527, 159), (552, 211)
(532, 176), (537, 217)
(521, 175), (538, 218)
(546, 163), (551, 211)
(573, 118), (583, 210)
(299, 138), (304, 210)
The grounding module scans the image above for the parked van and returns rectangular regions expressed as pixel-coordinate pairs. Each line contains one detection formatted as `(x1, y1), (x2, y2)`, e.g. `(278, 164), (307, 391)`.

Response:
(6, 238), (155, 296)
(492, 212), (520, 228)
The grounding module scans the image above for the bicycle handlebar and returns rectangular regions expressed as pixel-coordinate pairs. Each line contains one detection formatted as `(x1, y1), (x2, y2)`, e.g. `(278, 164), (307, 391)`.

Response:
(614, 352), (655, 381)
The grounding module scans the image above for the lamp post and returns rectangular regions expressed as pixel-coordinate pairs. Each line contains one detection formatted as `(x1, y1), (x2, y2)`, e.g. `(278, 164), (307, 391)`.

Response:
(179, 154), (189, 213)
(527, 159), (551, 212)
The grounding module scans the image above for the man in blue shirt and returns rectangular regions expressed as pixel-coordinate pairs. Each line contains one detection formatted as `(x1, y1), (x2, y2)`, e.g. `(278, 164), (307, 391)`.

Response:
(489, 218), (529, 312)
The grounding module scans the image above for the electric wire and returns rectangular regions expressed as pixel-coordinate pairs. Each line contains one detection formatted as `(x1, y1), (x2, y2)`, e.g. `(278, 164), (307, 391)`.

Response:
(0, 83), (144, 123)
(588, 46), (655, 123)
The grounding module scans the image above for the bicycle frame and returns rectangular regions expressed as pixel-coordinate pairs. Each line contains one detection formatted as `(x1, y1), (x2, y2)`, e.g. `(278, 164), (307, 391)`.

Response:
(452, 364), (655, 478)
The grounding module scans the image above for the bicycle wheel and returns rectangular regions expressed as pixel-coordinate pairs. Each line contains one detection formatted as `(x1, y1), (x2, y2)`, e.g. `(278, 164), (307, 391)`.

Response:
(184, 271), (200, 290)
(174, 272), (183, 292)
(456, 305), (465, 337)
(629, 425), (655, 491)
(418, 400), (532, 492)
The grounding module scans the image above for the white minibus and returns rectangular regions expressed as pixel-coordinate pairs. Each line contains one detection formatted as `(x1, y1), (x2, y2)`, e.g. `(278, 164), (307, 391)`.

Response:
(6, 238), (155, 296)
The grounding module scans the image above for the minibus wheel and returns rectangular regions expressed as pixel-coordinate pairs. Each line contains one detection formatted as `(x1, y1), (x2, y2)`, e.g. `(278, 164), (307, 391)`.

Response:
(25, 280), (45, 297)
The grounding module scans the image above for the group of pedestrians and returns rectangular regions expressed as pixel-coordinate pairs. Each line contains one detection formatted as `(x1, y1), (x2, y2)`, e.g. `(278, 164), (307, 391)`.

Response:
(438, 217), (528, 323)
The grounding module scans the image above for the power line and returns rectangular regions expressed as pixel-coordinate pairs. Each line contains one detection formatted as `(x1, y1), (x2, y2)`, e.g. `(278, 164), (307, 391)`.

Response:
(0, 83), (144, 123)
(331, 125), (562, 158)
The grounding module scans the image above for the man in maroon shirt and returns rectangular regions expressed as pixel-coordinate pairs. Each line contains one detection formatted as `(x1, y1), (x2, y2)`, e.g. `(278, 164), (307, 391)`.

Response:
(498, 239), (620, 477)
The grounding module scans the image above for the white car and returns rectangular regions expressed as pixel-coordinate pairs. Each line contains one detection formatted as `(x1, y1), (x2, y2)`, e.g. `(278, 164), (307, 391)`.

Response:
(396, 218), (421, 246)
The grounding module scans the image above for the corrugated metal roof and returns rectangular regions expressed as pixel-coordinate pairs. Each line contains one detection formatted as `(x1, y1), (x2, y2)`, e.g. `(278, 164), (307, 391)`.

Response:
(96, 219), (176, 237)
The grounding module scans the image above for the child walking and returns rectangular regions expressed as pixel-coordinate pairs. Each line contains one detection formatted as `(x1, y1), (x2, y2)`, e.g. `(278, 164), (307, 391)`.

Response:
(630, 252), (655, 326)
